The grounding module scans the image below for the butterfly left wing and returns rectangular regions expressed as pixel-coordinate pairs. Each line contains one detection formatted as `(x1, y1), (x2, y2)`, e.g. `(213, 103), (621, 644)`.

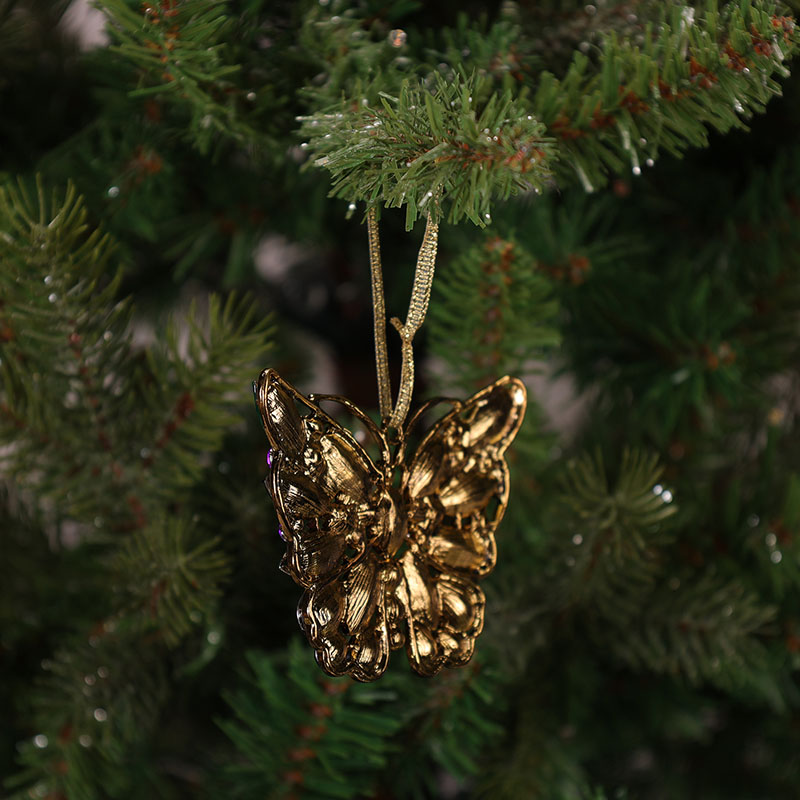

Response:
(397, 375), (526, 676)
(255, 369), (399, 681)
(298, 551), (401, 682)
(256, 369), (387, 587)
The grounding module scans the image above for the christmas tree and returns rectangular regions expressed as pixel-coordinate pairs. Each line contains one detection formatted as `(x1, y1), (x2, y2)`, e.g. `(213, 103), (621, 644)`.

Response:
(3, 0), (800, 797)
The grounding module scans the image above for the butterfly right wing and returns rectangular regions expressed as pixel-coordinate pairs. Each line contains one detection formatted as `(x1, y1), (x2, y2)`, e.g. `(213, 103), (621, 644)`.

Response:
(405, 375), (527, 577)
(255, 369), (399, 680)
(397, 376), (526, 676)
(393, 549), (484, 676)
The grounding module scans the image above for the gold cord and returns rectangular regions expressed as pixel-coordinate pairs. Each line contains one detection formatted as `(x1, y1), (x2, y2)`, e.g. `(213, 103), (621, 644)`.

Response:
(388, 216), (438, 431)
(367, 208), (392, 422)
(366, 208), (439, 432)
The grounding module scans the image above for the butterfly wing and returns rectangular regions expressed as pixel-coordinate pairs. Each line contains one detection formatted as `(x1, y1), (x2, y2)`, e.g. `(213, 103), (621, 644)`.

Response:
(394, 550), (485, 675)
(255, 369), (398, 680)
(298, 551), (401, 682)
(398, 375), (526, 676)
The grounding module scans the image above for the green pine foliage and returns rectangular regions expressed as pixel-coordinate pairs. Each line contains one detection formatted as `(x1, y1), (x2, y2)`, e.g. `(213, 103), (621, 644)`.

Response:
(3, 0), (800, 798)
(0, 177), (272, 515)
(300, 0), (799, 218)
(114, 515), (231, 645)
(1, 176), (272, 798)
(529, 0), (799, 189)
(8, 637), (169, 800)
(102, 0), (267, 154)
(554, 449), (677, 609)
(428, 231), (560, 390)
(384, 658), (508, 798)
(217, 641), (405, 799)
(557, 142), (800, 445)
(610, 570), (775, 690)
(300, 74), (556, 227)
(217, 642), (509, 800)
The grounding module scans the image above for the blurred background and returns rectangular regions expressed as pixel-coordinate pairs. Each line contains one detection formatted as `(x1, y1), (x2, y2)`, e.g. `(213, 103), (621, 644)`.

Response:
(2, 1), (800, 798)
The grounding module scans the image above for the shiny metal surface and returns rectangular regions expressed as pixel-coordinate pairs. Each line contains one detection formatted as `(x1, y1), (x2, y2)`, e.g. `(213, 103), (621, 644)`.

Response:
(255, 369), (526, 681)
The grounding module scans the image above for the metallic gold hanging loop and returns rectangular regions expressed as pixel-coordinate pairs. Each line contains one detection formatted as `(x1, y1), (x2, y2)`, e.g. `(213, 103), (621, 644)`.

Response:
(388, 215), (439, 430)
(366, 207), (392, 422)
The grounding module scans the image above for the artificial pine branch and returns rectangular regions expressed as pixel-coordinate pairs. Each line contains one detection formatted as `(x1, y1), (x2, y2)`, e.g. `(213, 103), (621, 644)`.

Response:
(300, 1), (797, 216)
(428, 233), (560, 391)
(114, 515), (230, 645)
(0, 178), (134, 522)
(216, 643), (511, 799)
(0, 179), (273, 522)
(300, 73), (556, 228)
(609, 571), (775, 690)
(551, 449), (677, 618)
(7, 635), (170, 800)
(216, 640), (405, 799)
(1, 178), (272, 795)
(480, 692), (596, 800)
(379, 657), (508, 797)
(531, 1), (799, 189)
(558, 142), (800, 443)
(102, 0), (248, 152)
(296, 0), (423, 103)
(433, 11), (540, 94)
(101, 0), (299, 159)
(141, 293), (275, 495)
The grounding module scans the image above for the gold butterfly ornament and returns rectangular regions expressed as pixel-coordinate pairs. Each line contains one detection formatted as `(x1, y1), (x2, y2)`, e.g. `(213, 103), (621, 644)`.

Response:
(255, 209), (527, 681)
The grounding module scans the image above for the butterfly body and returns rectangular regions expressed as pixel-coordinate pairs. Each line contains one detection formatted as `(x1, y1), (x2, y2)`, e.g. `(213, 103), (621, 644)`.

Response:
(256, 369), (526, 681)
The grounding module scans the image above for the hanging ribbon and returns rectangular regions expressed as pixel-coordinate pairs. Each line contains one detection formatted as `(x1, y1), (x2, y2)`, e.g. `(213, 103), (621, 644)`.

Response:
(366, 207), (439, 431)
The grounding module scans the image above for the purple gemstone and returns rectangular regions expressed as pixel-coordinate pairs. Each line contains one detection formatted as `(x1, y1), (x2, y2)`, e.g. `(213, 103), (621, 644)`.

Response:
(277, 526), (287, 542)
(266, 449), (274, 468)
